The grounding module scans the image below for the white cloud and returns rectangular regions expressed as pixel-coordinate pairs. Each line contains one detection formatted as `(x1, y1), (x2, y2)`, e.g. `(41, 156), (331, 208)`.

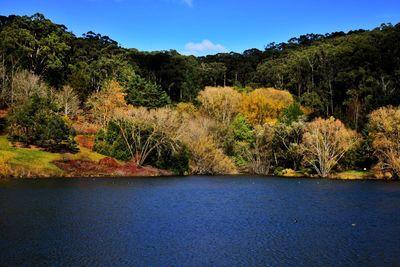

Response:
(183, 40), (227, 55)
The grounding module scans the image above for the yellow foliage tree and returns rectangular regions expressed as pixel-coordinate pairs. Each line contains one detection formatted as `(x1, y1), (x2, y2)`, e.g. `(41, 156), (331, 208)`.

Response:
(241, 88), (293, 126)
(121, 106), (237, 174)
(368, 106), (400, 178)
(197, 86), (242, 125)
(178, 116), (237, 174)
(175, 102), (199, 119)
(301, 117), (360, 178)
(86, 80), (128, 127)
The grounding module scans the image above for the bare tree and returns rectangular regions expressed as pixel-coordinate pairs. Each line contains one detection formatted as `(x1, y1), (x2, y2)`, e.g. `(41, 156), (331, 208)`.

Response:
(113, 115), (180, 167)
(55, 85), (80, 117)
(369, 106), (400, 178)
(12, 70), (48, 104)
(301, 117), (360, 177)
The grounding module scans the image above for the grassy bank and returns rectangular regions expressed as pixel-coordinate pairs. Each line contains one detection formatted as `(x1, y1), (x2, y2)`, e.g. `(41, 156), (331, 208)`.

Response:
(0, 134), (377, 179)
(280, 168), (374, 180)
(333, 170), (374, 180)
(0, 135), (106, 177)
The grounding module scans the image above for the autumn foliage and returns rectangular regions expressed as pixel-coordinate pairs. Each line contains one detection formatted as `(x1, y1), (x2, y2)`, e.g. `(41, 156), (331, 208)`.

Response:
(197, 86), (242, 125)
(368, 106), (400, 178)
(86, 80), (128, 127)
(241, 88), (293, 126)
(301, 117), (360, 177)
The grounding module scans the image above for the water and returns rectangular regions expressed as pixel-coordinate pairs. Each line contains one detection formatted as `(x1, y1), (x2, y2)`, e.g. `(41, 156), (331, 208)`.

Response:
(0, 176), (399, 266)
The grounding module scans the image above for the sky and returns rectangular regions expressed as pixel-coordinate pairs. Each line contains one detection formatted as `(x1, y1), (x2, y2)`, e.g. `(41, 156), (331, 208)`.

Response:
(1, 0), (400, 56)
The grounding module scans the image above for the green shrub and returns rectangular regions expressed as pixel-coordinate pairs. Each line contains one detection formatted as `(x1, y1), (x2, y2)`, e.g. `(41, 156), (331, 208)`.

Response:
(7, 95), (77, 152)
(94, 121), (132, 161)
(94, 120), (189, 174)
(274, 166), (285, 176)
(278, 103), (305, 124)
(150, 145), (190, 175)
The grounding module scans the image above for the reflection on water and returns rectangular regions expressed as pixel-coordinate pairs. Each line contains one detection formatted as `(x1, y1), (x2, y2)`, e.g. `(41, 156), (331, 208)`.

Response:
(0, 176), (399, 266)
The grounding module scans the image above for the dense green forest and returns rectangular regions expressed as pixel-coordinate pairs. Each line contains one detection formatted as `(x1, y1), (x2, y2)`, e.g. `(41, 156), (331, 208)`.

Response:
(1, 13), (400, 179)
(1, 14), (400, 123)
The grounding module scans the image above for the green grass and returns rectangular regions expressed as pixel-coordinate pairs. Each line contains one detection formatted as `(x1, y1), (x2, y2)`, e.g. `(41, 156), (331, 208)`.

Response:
(0, 135), (106, 177)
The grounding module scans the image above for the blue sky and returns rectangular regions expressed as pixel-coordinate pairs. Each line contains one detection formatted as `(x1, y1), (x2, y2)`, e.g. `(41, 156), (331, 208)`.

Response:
(2, 0), (400, 55)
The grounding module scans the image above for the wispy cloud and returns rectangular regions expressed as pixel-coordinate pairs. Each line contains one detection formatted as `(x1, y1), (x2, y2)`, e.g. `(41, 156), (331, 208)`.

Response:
(182, 0), (193, 7)
(183, 40), (227, 55)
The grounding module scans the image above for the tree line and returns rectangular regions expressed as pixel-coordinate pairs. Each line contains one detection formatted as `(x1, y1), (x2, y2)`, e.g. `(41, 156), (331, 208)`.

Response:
(1, 14), (400, 117)
(1, 13), (400, 178)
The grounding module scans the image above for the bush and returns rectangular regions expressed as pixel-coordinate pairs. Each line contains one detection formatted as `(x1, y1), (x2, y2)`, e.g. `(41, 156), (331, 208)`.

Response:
(278, 102), (305, 124)
(230, 114), (255, 144)
(94, 121), (132, 161)
(7, 95), (78, 152)
(150, 145), (190, 175)
(242, 88), (293, 126)
(94, 119), (189, 174)
(178, 117), (237, 175)
(197, 86), (242, 125)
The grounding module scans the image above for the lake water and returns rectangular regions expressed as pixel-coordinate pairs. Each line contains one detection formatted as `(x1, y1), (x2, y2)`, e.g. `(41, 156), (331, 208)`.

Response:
(0, 176), (399, 266)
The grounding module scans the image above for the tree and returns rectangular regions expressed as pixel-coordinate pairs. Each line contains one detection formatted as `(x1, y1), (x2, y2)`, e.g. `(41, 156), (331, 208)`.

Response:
(278, 102), (305, 124)
(227, 114), (255, 168)
(197, 86), (242, 125)
(7, 95), (77, 152)
(177, 115), (237, 175)
(230, 114), (255, 144)
(300, 92), (325, 117)
(199, 62), (227, 87)
(96, 118), (180, 167)
(0, 63), (8, 107)
(94, 107), (189, 174)
(55, 85), (80, 117)
(273, 117), (306, 170)
(12, 70), (48, 105)
(368, 106), (400, 178)
(301, 117), (360, 177)
(86, 80), (128, 127)
(245, 123), (275, 174)
(0, 14), (73, 87)
(125, 74), (170, 108)
(241, 88), (293, 126)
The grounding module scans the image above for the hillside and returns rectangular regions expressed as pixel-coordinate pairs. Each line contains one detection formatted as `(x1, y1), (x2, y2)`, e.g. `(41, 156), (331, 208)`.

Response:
(0, 14), (399, 179)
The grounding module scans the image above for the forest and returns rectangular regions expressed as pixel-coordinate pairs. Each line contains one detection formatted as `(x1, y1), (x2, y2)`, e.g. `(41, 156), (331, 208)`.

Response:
(1, 13), (400, 179)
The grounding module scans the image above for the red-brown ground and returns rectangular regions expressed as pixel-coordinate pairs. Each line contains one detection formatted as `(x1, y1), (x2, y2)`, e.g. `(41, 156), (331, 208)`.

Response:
(53, 157), (174, 177)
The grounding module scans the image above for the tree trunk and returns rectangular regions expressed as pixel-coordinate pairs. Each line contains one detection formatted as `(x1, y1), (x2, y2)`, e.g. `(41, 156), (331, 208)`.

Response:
(329, 79), (333, 116)
(223, 73), (226, 87)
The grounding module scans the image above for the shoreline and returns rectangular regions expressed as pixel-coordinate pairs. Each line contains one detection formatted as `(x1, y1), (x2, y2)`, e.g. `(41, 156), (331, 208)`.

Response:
(0, 172), (389, 181)
(0, 135), (394, 181)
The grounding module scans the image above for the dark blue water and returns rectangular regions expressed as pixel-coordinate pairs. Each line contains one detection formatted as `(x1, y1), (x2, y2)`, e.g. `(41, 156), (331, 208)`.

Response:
(0, 176), (399, 266)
